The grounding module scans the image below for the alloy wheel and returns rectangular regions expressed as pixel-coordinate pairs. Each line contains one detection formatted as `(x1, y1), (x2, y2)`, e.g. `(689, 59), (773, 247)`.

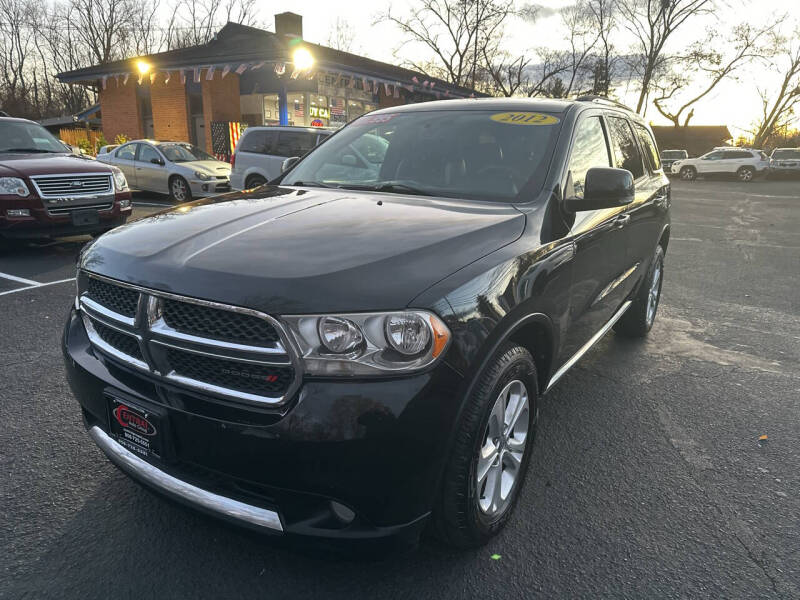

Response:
(646, 256), (663, 326)
(476, 379), (530, 517)
(172, 178), (188, 201)
(738, 168), (754, 182)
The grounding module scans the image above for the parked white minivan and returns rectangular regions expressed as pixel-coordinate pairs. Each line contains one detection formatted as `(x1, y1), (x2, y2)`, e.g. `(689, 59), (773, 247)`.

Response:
(230, 126), (333, 190)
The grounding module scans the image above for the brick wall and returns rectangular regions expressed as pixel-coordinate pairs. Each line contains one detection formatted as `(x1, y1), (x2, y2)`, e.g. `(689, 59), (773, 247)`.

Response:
(378, 87), (407, 109)
(151, 74), (190, 141)
(99, 77), (143, 142)
(201, 70), (241, 153)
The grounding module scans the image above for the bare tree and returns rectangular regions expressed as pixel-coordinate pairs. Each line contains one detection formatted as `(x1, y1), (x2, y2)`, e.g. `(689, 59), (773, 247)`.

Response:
(586, 0), (617, 95)
(327, 17), (356, 52)
(752, 27), (800, 148)
(558, 1), (601, 96)
(616, 0), (716, 114)
(0, 0), (36, 114)
(379, 0), (514, 89)
(165, 0), (259, 49)
(653, 23), (772, 127)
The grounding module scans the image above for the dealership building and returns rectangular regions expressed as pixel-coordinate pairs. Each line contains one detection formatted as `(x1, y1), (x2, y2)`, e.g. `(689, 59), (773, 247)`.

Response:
(57, 13), (479, 155)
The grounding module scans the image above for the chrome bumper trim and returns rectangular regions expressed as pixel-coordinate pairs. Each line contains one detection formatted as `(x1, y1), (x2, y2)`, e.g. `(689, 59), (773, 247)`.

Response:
(89, 426), (284, 532)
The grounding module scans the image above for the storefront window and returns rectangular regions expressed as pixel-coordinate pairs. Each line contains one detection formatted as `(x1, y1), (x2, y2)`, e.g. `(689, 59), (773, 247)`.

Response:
(288, 92), (305, 126)
(263, 94), (280, 125)
(308, 94), (330, 128)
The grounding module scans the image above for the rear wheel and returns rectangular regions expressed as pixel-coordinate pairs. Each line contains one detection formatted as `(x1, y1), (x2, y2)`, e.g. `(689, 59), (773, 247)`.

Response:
(432, 343), (538, 548)
(737, 166), (755, 182)
(679, 166), (696, 181)
(169, 176), (191, 202)
(245, 175), (267, 189)
(614, 245), (665, 338)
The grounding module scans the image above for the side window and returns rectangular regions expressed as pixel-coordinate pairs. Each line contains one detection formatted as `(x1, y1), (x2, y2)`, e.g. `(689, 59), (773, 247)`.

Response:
(116, 143), (136, 161)
(239, 130), (277, 154)
(606, 116), (645, 179)
(274, 131), (316, 157)
(138, 144), (161, 163)
(704, 151), (724, 160)
(567, 116), (611, 199)
(633, 124), (661, 172)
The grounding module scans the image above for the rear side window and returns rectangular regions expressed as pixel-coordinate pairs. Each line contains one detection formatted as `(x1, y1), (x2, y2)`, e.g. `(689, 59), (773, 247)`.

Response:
(116, 144), (136, 160)
(606, 116), (645, 179)
(724, 150), (753, 159)
(633, 124), (661, 171)
(567, 116), (610, 199)
(239, 130), (277, 154)
(274, 131), (316, 157)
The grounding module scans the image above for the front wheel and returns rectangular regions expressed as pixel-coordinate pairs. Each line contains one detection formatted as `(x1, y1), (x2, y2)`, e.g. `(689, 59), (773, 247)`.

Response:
(737, 166), (755, 182)
(169, 176), (192, 202)
(679, 166), (697, 181)
(614, 245), (665, 337)
(432, 343), (538, 548)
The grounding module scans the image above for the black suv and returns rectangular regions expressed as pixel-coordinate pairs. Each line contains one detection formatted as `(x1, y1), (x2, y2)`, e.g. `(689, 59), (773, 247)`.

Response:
(63, 98), (670, 548)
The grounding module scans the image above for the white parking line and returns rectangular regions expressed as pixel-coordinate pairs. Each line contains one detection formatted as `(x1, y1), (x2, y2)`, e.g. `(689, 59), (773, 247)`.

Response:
(133, 202), (174, 207)
(0, 277), (75, 297)
(0, 271), (40, 286)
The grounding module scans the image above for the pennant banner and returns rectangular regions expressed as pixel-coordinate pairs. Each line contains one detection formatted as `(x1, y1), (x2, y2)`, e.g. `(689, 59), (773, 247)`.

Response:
(206, 65), (215, 80)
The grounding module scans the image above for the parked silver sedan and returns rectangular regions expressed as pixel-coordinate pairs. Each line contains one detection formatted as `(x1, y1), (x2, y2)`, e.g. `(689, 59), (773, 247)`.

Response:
(96, 140), (231, 201)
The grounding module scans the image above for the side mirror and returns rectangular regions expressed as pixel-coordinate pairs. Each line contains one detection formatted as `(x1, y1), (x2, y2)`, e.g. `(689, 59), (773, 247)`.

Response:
(150, 157), (164, 166)
(564, 167), (634, 212)
(281, 156), (300, 172)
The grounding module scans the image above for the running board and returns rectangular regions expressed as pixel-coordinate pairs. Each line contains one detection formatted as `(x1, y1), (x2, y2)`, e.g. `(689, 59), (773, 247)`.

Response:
(544, 300), (633, 393)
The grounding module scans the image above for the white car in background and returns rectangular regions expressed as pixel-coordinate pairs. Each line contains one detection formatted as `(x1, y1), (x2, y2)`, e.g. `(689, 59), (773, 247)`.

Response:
(671, 148), (769, 182)
(97, 140), (231, 201)
(230, 126), (332, 190)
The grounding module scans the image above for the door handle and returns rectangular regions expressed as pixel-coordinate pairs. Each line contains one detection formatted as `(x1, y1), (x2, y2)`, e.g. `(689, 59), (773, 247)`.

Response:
(613, 214), (630, 229)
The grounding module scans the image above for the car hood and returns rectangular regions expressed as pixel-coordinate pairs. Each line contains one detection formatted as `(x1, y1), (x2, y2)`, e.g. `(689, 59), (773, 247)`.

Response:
(0, 153), (111, 177)
(179, 160), (231, 175)
(82, 186), (526, 313)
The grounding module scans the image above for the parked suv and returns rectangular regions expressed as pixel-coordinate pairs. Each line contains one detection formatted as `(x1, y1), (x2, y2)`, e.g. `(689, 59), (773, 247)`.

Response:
(659, 149), (688, 173)
(230, 126), (332, 189)
(0, 116), (131, 243)
(671, 148), (769, 181)
(768, 147), (800, 177)
(63, 98), (670, 548)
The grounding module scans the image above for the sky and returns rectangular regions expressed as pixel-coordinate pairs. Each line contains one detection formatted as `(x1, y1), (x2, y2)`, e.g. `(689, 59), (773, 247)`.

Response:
(257, 0), (800, 135)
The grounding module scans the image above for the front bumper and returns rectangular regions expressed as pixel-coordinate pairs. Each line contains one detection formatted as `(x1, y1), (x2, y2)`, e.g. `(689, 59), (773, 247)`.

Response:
(63, 308), (463, 542)
(189, 178), (231, 196)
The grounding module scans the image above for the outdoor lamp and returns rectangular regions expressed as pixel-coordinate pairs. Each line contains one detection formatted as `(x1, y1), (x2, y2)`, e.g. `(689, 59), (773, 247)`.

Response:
(136, 60), (151, 74)
(293, 48), (314, 71)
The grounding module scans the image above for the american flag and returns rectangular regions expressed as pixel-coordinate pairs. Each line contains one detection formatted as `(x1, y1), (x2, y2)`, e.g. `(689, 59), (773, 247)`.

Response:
(294, 100), (304, 118)
(229, 122), (241, 153)
(330, 97), (346, 120)
(210, 120), (242, 163)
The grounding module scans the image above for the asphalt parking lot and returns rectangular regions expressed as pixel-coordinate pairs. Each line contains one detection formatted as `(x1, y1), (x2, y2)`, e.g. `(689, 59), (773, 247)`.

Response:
(2, 180), (799, 599)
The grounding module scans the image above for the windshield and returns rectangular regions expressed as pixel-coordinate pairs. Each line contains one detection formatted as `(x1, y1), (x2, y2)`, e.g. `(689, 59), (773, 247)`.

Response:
(661, 150), (687, 159)
(282, 110), (562, 201)
(772, 149), (800, 159)
(159, 143), (215, 162)
(0, 121), (67, 153)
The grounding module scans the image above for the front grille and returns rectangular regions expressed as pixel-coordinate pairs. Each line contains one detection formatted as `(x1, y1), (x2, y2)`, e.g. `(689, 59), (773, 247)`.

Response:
(80, 274), (298, 405)
(32, 174), (111, 197)
(92, 319), (143, 361)
(162, 299), (280, 345)
(87, 277), (139, 317)
(166, 348), (293, 396)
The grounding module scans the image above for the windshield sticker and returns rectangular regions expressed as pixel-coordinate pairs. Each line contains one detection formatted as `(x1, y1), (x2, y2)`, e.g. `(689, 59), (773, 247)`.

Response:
(353, 114), (396, 126)
(490, 112), (560, 125)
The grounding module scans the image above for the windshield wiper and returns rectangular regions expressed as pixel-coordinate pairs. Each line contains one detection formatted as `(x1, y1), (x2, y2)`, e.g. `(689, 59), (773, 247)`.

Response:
(1, 148), (58, 153)
(289, 181), (335, 188)
(337, 182), (432, 196)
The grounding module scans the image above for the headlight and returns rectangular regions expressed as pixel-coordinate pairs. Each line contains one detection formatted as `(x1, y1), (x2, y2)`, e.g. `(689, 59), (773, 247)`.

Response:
(112, 169), (128, 191)
(194, 170), (211, 181)
(282, 310), (450, 375)
(0, 177), (30, 197)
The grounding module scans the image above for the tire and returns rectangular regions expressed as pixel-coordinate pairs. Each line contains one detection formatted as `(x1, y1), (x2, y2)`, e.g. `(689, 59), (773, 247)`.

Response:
(169, 176), (192, 202)
(737, 166), (755, 182)
(679, 166), (696, 181)
(432, 342), (538, 548)
(614, 245), (665, 338)
(245, 175), (267, 189)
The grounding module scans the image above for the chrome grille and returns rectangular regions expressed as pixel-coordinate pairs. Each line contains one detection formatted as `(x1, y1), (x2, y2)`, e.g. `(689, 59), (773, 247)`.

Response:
(78, 273), (300, 406)
(162, 299), (280, 345)
(31, 173), (112, 197)
(86, 277), (139, 317)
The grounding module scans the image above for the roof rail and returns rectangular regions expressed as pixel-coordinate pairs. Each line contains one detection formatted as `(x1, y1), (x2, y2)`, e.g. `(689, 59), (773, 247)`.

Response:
(575, 95), (635, 113)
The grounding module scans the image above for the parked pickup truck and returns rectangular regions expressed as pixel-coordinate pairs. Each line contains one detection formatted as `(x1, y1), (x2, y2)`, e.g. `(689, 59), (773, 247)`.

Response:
(0, 116), (132, 244)
(64, 97), (670, 549)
